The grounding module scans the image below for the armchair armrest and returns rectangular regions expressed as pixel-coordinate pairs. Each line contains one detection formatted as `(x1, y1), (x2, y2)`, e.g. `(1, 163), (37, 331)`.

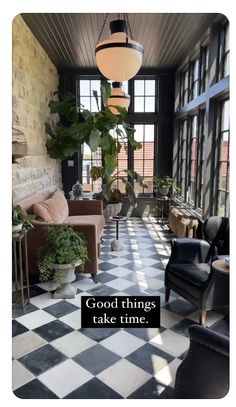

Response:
(174, 325), (229, 398)
(168, 238), (211, 264)
(67, 199), (103, 216)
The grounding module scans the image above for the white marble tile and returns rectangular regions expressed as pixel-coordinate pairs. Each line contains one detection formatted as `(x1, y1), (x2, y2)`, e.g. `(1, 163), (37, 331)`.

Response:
(51, 331), (96, 357)
(38, 359), (92, 398)
(16, 310), (56, 330)
(106, 267), (133, 277)
(107, 257), (132, 266)
(155, 358), (182, 388)
(97, 359), (151, 398)
(160, 308), (183, 328)
(12, 331), (47, 359)
(65, 292), (92, 308)
(150, 330), (190, 358)
(59, 309), (81, 329)
(30, 292), (62, 309)
(100, 330), (145, 357)
(12, 360), (35, 391)
(105, 278), (135, 291)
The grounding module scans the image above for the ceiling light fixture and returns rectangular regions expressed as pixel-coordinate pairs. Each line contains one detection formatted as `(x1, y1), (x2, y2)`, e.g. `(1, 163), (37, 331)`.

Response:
(108, 82), (130, 114)
(95, 14), (144, 81)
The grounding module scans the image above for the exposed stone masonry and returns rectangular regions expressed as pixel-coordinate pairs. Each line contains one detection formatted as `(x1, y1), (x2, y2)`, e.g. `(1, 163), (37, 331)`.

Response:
(12, 15), (62, 204)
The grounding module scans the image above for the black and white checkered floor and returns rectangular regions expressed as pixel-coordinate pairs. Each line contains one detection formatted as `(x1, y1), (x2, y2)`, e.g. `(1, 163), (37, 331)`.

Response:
(12, 217), (225, 399)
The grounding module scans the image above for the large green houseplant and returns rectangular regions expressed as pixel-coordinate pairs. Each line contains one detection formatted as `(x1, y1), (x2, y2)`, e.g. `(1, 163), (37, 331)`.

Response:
(38, 225), (88, 298)
(45, 81), (146, 208)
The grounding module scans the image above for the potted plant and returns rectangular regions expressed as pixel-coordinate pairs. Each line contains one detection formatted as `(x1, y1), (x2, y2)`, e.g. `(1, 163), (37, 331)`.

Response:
(12, 205), (35, 236)
(153, 176), (180, 198)
(38, 225), (88, 298)
(91, 166), (147, 218)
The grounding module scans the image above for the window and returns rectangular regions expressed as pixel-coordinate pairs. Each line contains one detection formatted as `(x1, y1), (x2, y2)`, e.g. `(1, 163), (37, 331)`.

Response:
(82, 145), (102, 192)
(133, 124), (155, 193)
(217, 99), (229, 216)
(177, 120), (187, 198)
(134, 79), (156, 112)
(196, 110), (206, 208)
(218, 23), (229, 80)
(180, 69), (189, 107)
(200, 45), (209, 93)
(189, 115), (198, 204)
(189, 58), (199, 100)
(79, 79), (101, 112)
(110, 126), (128, 193)
(177, 112), (205, 209)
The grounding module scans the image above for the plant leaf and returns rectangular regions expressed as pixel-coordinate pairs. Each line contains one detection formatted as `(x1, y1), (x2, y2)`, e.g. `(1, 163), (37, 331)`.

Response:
(101, 80), (111, 106)
(92, 90), (100, 111)
(89, 128), (101, 152)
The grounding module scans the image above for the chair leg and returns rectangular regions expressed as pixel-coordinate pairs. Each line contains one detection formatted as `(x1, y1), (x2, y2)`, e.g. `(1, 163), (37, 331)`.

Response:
(165, 287), (171, 302)
(199, 310), (207, 325)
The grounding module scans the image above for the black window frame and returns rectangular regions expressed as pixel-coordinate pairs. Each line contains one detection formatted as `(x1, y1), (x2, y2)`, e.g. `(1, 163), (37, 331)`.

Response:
(218, 22), (229, 81)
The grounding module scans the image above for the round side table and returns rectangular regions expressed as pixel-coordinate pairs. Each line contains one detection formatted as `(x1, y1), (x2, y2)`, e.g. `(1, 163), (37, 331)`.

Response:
(110, 216), (126, 251)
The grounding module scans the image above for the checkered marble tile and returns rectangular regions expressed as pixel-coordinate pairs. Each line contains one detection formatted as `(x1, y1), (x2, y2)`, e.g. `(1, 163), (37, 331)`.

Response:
(12, 217), (225, 399)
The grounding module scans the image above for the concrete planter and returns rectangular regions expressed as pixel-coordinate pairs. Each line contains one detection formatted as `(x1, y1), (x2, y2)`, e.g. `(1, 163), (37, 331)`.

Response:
(12, 224), (22, 236)
(103, 202), (122, 219)
(52, 261), (81, 299)
(159, 185), (170, 196)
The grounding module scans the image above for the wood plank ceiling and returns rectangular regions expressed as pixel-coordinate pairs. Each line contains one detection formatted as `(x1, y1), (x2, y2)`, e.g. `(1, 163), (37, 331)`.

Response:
(22, 13), (218, 70)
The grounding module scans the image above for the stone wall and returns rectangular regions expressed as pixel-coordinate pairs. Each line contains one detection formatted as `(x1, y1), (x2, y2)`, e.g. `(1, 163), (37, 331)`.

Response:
(12, 15), (62, 204)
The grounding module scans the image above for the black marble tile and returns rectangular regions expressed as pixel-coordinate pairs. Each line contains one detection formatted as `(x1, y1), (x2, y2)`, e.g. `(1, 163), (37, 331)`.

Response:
(80, 327), (119, 342)
(73, 344), (120, 375)
(170, 318), (196, 337)
(29, 286), (47, 298)
(163, 299), (197, 316)
(124, 327), (165, 341)
(65, 378), (122, 399)
(14, 379), (58, 399)
(18, 344), (66, 375)
(157, 385), (175, 398)
(12, 320), (28, 337)
(126, 343), (174, 374)
(128, 377), (166, 399)
(43, 301), (79, 318)
(95, 272), (118, 284)
(97, 262), (118, 271)
(87, 284), (117, 296)
(33, 320), (73, 342)
(12, 303), (38, 319)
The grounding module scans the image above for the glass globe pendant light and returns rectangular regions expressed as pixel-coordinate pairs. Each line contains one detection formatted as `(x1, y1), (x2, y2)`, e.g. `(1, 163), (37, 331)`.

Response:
(108, 82), (130, 115)
(95, 14), (144, 81)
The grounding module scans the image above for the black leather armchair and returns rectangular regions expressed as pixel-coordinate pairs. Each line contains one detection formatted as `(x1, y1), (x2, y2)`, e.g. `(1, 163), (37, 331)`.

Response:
(165, 216), (229, 324)
(174, 325), (229, 399)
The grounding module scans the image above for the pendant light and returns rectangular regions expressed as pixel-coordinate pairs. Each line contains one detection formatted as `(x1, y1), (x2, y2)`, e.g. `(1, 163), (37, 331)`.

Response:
(95, 14), (144, 81)
(108, 82), (130, 115)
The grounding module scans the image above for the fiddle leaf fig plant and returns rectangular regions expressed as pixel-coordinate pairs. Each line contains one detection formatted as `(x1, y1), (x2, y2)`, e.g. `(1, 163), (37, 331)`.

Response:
(45, 81), (138, 161)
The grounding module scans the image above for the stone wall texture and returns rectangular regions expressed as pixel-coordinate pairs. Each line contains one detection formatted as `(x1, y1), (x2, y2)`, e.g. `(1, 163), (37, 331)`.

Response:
(12, 15), (62, 204)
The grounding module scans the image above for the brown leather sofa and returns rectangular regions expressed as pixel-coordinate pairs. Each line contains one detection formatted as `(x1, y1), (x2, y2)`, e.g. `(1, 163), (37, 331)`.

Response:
(18, 189), (105, 281)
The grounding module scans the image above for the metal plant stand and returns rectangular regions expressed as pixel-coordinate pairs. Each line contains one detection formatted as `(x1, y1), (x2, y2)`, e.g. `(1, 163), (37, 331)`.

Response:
(12, 233), (30, 310)
(110, 216), (126, 251)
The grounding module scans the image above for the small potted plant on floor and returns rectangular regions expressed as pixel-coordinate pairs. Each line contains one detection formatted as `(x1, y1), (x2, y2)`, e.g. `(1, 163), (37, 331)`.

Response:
(38, 225), (88, 298)
(12, 205), (35, 236)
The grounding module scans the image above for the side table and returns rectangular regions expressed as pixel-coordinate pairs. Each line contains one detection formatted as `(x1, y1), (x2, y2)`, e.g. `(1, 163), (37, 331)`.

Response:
(110, 216), (126, 251)
(12, 233), (30, 310)
(156, 196), (170, 225)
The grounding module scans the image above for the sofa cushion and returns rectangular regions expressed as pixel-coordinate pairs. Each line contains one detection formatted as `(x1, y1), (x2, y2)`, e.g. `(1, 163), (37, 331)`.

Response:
(64, 215), (105, 240)
(33, 190), (69, 223)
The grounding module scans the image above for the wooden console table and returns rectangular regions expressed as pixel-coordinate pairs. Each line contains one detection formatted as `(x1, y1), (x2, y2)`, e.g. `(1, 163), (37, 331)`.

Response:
(168, 207), (199, 238)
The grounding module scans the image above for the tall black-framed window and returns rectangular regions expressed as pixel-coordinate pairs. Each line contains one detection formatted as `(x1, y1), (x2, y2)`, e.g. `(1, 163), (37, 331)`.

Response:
(134, 79), (156, 112)
(79, 79), (101, 111)
(217, 99), (229, 216)
(177, 119), (187, 198)
(189, 58), (199, 100)
(218, 22), (229, 80)
(196, 110), (206, 209)
(200, 45), (209, 93)
(177, 111), (206, 210)
(133, 124), (155, 193)
(180, 68), (189, 107)
(77, 76), (159, 194)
